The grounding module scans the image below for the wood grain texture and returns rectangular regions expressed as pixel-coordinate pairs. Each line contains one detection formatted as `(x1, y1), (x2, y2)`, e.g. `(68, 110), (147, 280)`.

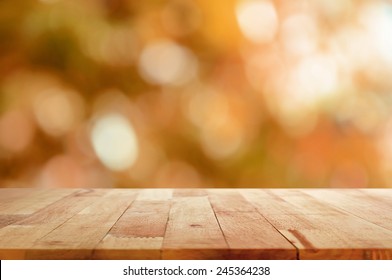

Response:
(0, 188), (75, 215)
(162, 196), (228, 259)
(214, 211), (296, 259)
(242, 189), (392, 259)
(209, 190), (296, 259)
(0, 188), (391, 260)
(0, 189), (101, 259)
(29, 189), (137, 259)
(94, 199), (171, 259)
(302, 189), (392, 231)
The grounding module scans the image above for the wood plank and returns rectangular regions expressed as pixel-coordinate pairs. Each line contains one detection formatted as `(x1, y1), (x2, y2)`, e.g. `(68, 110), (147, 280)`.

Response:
(215, 211), (296, 259)
(136, 189), (172, 201)
(1, 188), (392, 260)
(15, 189), (108, 225)
(209, 189), (297, 259)
(94, 236), (163, 260)
(0, 188), (76, 215)
(0, 189), (108, 259)
(108, 211), (167, 238)
(240, 189), (343, 215)
(94, 201), (171, 259)
(277, 214), (392, 259)
(27, 189), (137, 259)
(359, 189), (392, 208)
(242, 189), (392, 259)
(0, 215), (28, 229)
(173, 189), (207, 197)
(162, 196), (228, 259)
(208, 189), (255, 212)
(0, 188), (38, 204)
(302, 189), (392, 232)
(109, 202), (170, 238)
(361, 189), (392, 201)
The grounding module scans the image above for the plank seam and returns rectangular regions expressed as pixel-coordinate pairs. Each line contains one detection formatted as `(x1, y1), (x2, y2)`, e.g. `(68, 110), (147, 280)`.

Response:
(4, 189), (83, 229)
(255, 212), (300, 260)
(302, 190), (392, 234)
(207, 195), (231, 251)
(91, 193), (138, 259)
(240, 191), (300, 260)
(160, 200), (172, 260)
(32, 189), (103, 247)
(0, 189), (75, 216)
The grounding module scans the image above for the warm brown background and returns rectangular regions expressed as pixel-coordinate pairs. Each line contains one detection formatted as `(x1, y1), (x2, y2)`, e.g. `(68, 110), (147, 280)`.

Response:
(1, 0), (392, 189)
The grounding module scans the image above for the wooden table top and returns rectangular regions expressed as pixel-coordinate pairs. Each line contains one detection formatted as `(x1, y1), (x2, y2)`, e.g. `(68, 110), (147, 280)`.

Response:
(0, 188), (391, 260)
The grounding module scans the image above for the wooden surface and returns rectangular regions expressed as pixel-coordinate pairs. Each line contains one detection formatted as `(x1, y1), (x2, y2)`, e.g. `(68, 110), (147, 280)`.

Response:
(0, 188), (391, 260)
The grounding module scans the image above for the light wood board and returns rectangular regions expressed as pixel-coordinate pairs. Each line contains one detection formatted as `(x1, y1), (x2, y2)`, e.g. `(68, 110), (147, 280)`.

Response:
(0, 188), (391, 259)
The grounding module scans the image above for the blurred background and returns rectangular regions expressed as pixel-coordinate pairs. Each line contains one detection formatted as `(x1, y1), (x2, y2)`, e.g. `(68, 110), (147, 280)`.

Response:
(1, 0), (392, 189)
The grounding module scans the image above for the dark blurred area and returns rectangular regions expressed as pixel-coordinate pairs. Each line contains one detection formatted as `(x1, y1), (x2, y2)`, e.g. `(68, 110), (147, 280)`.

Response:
(1, 0), (392, 188)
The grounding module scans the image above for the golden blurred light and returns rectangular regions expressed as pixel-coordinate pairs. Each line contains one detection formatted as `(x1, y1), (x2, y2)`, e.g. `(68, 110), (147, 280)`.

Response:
(0, 110), (35, 153)
(128, 141), (166, 183)
(84, 27), (138, 67)
(378, 120), (392, 164)
(281, 14), (318, 56)
(335, 94), (388, 134)
(154, 160), (201, 188)
(37, 154), (86, 188)
(201, 120), (244, 160)
(33, 87), (84, 137)
(187, 88), (229, 128)
(329, 162), (369, 188)
(235, 0), (278, 44)
(138, 40), (198, 86)
(359, 3), (392, 63)
(92, 89), (135, 117)
(244, 49), (286, 92)
(292, 53), (339, 105)
(3, 0), (392, 189)
(66, 123), (97, 160)
(39, 0), (60, 4)
(333, 26), (373, 71)
(161, 0), (202, 36)
(315, 0), (353, 20)
(264, 51), (339, 138)
(37, 154), (112, 188)
(274, 100), (319, 138)
(184, 87), (245, 159)
(91, 114), (139, 171)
